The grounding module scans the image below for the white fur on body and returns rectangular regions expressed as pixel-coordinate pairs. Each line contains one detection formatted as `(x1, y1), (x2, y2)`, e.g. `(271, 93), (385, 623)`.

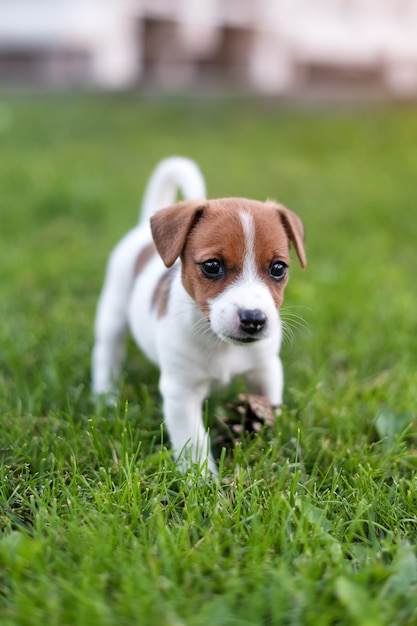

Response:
(92, 157), (286, 474)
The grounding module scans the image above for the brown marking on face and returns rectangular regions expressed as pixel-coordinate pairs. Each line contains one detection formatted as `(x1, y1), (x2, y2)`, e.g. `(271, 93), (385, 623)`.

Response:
(180, 198), (300, 316)
(134, 242), (156, 276)
(180, 200), (246, 315)
(250, 204), (296, 309)
(151, 267), (176, 319)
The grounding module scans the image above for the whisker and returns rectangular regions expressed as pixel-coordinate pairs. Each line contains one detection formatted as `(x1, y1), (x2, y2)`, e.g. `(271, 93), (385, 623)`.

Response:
(281, 321), (295, 345)
(279, 306), (310, 346)
(281, 315), (310, 334)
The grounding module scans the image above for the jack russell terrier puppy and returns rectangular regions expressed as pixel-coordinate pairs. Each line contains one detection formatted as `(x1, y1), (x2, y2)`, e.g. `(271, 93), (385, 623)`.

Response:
(92, 157), (306, 474)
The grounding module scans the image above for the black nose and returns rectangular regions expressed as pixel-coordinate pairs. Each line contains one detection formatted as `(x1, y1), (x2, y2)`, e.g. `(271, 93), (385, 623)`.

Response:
(239, 309), (267, 335)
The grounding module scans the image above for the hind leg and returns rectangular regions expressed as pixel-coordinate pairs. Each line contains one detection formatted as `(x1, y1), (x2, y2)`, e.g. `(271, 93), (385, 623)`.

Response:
(92, 285), (128, 397)
(92, 233), (141, 397)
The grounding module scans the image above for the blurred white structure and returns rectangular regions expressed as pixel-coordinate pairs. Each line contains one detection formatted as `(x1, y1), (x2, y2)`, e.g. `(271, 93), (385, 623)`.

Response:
(1, 0), (417, 95)
(0, 0), (140, 87)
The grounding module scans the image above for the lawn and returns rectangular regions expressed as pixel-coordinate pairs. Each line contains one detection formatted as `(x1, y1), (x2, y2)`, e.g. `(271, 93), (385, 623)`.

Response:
(0, 94), (417, 625)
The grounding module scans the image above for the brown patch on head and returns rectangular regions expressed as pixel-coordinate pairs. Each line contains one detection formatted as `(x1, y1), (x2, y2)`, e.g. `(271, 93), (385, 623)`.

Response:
(151, 267), (176, 319)
(150, 197), (306, 318)
(150, 200), (206, 267)
(180, 199), (248, 314)
(180, 198), (306, 315)
(271, 202), (307, 269)
(134, 242), (156, 276)
(249, 205), (293, 309)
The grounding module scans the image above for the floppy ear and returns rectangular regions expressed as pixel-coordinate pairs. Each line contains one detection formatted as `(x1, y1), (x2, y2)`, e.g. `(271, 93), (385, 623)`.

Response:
(150, 200), (206, 267)
(274, 203), (307, 269)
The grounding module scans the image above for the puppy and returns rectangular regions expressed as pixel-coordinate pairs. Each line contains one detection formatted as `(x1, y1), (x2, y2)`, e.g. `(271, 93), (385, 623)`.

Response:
(92, 157), (306, 474)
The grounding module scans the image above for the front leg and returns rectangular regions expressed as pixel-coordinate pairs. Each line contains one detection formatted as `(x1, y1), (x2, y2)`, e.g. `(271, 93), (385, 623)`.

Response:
(245, 355), (284, 409)
(159, 376), (217, 475)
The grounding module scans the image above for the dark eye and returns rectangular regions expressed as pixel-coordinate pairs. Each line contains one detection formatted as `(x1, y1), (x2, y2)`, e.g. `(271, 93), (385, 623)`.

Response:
(269, 261), (288, 281)
(200, 259), (224, 279)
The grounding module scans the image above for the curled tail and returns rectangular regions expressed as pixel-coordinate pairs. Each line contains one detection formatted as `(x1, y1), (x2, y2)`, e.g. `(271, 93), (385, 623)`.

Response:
(139, 157), (206, 225)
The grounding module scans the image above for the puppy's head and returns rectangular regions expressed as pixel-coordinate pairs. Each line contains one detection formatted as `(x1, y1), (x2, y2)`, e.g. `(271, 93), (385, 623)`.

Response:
(151, 198), (306, 345)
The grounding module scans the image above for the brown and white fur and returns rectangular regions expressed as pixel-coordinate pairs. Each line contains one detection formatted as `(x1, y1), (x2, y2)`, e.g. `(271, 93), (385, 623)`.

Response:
(92, 157), (306, 474)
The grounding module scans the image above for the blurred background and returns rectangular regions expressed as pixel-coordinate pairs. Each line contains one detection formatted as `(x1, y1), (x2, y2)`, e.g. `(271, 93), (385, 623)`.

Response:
(1, 0), (417, 99)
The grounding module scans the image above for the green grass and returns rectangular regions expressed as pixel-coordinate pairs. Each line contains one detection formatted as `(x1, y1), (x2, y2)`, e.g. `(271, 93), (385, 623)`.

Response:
(1, 94), (417, 625)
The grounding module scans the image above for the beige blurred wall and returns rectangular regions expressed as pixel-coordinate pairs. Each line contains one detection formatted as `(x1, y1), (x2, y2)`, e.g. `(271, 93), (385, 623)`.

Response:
(1, 0), (417, 97)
